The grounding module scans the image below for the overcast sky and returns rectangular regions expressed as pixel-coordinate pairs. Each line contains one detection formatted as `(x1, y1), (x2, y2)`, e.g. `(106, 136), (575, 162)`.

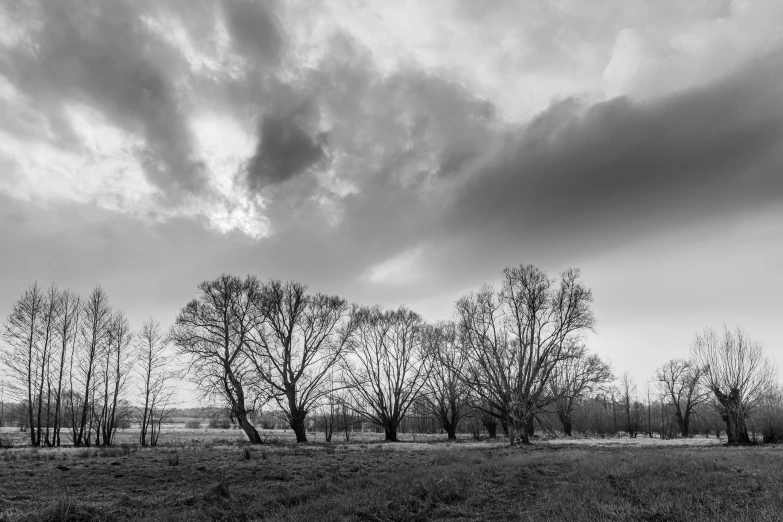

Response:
(1, 0), (782, 394)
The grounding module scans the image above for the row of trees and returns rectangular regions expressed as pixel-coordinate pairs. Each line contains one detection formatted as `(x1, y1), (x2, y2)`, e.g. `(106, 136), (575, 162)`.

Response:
(169, 266), (607, 444)
(2, 263), (779, 446)
(0, 284), (176, 446)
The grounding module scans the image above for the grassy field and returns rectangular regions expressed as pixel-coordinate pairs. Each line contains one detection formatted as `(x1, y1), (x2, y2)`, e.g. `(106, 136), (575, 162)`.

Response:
(0, 433), (781, 521)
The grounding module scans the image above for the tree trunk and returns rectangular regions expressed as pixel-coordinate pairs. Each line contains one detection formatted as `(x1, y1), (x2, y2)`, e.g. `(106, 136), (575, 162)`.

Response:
(445, 423), (457, 440)
(484, 419), (497, 438)
(384, 426), (398, 442)
(675, 408), (687, 437)
(237, 413), (263, 444)
(518, 425), (530, 445)
(291, 415), (308, 443)
(559, 413), (573, 437)
(501, 419), (508, 436)
(716, 388), (751, 444)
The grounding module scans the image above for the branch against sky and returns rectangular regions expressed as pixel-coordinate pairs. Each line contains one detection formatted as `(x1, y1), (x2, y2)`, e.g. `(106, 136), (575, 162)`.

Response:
(170, 274), (263, 444)
(342, 306), (430, 442)
(456, 264), (595, 444)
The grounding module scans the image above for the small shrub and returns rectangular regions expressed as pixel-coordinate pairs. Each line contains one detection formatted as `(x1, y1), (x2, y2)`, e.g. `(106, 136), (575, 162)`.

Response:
(168, 450), (179, 466)
(185, 420), (202, 429)
(205, 479), (231, 502)
(0, 436), (14, 449)
(77, 449), (92, 459)
(208, 417), (232, 430)
(243, 447), (252, 460)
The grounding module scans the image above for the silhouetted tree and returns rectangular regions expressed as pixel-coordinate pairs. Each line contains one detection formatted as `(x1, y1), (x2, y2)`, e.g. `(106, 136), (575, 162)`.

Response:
(549, 347), (612, 436)
(343, 306), (429, 442)
(456, 265), (595, 444)
(245, 280), (357, 443)
(72, 286), (112, 447)
(2, 283), (47, 446)
(620, 372), (640, 437)
(421, 322), (471, 440)
(171, 274), (263, 444)
(691, 326), (776, 444)
(656, 358), (710, 437)
(136, 318), (175, 446)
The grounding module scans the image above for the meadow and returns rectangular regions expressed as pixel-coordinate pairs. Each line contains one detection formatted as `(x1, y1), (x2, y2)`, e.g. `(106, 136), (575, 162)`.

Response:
(1, 427), (781, 521)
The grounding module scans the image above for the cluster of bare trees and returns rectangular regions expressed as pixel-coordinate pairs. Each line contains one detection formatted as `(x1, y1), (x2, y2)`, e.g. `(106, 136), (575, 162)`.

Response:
(171, 265), (609, 445)
(0, 284), (176, 446)
(4, 265), (779, 448)
(559, 326), (779, 444)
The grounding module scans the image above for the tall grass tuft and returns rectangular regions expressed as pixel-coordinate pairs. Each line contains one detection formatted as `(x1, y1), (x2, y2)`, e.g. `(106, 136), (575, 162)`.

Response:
(168, 450), (179, 466)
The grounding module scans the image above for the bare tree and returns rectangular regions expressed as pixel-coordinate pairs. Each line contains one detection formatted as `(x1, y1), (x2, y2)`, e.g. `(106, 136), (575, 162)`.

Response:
(656, 358), (710, 437)
(548, 347), (613, 436)
(136, 318), (175, 446)
(94, 311), (133, 446)
(2, 283), (46, 446)
(421, 322), (471, 440)
(757, 385), (783, 443)
(35, 285), (61, 447)
(619, 372), (640, 438)
(343, 306), (429, 442)
(245, 280), (357, 443)
(457, 265), (594, 444)
(71, 286), (112, 447)
(691, 326), (776, 444)
(171, 274), (263, 444)
(51, 290), (80, 446)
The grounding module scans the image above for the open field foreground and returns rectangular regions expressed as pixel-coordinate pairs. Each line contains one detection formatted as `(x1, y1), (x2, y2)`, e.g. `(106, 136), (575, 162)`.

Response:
(1, 438), (782, 522)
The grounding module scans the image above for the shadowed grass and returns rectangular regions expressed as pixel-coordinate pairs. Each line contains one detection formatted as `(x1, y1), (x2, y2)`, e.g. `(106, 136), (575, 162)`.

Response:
(1, 443), (782, 521)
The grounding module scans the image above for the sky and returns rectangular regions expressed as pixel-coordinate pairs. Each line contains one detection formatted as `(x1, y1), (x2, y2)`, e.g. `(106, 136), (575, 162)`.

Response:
(1, 0), (782, 397)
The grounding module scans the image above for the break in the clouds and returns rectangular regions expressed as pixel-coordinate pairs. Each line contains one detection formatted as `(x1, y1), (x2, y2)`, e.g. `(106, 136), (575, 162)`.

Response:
(2, 0), (783, 381)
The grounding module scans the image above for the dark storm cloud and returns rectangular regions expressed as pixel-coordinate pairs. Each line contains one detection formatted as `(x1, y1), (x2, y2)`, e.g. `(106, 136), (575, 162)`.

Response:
(246, 113), (326, 189)
(253, 35), (503, 275)
(443, 50), (783, 252)
(222, 0), (283, 63)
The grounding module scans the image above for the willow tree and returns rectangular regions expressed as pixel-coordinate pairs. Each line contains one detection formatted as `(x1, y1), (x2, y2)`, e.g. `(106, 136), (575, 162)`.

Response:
(548, 347), (612, 436)
(421, 321), (472, 440)
(457, 265), (595, 444)
(656, 358), (710, 437)
(171, 274), (263, 444)
(343, 306), (429, 442)
(691, 326), (776, 444)
(245, 279), (357, 443)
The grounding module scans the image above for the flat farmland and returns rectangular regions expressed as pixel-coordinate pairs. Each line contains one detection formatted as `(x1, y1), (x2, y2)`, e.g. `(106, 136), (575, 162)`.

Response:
(1, 433), (782, 522)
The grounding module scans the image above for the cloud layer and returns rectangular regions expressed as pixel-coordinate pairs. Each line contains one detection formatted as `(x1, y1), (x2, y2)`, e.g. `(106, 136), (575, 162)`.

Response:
(1, 0), (782, 306)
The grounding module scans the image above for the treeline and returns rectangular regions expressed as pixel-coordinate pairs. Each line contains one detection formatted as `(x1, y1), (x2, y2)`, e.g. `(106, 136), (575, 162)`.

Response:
(2, 263), (781, 447)
(0, 285), (176, 447)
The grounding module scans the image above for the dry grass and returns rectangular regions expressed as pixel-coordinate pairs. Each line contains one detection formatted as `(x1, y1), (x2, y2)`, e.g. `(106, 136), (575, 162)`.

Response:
(0, 437), (781, 521)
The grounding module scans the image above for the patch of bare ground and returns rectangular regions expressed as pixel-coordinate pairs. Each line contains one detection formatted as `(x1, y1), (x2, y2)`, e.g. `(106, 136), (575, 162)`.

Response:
(1, 440), (781, 521)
